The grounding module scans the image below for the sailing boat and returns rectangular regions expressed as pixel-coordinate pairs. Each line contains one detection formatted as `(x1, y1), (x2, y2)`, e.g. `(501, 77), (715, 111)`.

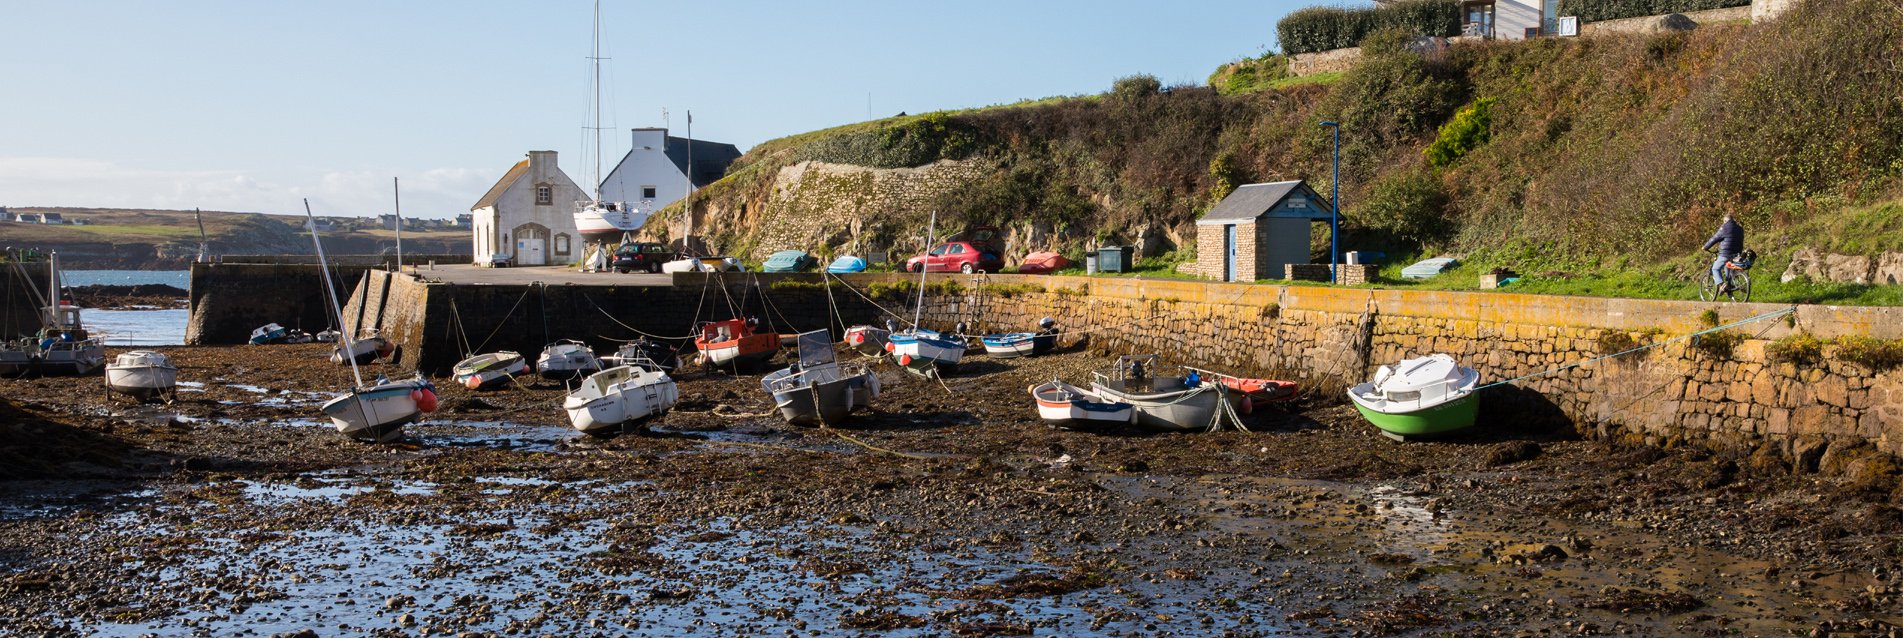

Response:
(32, 252), (106, 376)
(571, 0), (646, 248)
(760, 329), (880, 426)
(886, 212), (968, 378)
(303, 200), (438, 443)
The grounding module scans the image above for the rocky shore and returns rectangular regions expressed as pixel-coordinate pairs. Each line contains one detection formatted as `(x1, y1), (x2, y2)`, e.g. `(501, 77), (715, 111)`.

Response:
(67, 284), (189, 310)
(0, 344), (1897, 637)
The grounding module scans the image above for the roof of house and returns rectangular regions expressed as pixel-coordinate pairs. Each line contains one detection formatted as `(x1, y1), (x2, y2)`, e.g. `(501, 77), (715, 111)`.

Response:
(1196, 180), (1336, 225)
(605, 136), (743, 190)
(470, 159), (530, 211)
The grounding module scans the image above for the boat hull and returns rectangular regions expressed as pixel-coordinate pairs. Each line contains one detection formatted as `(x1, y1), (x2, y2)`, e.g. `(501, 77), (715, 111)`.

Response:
(764, 367), (879, 426)
(574, 208), (651, 243)
(320, 381), (427, 443)
(1030, 381), (1134, 430)
(34, 346), (106, 376)
(983, 333), (1053, 359)
(562, 367), (679, 436)
(700, 337), (778, 369)
(331, 337), (393, 366)
(888, 333), (964, 377)
(1348, 389), (1480, 440)
(106, 365), (177, 401)
(1091, 381), (1229, 432)
(453, 352), (526, 390)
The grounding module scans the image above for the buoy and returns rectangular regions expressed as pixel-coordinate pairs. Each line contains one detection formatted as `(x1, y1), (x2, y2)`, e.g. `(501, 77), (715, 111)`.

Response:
(899, 354), (912, 366)
(464, 376), (482, 390)
(416, 388), (439, 413)
(850, 334), (863, 345)
(883, 342), (895, 353)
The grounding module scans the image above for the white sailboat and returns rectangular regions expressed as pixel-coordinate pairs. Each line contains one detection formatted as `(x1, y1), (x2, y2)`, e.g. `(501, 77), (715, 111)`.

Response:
(571, 0), (646, 247)
(303, 200), (438, 443)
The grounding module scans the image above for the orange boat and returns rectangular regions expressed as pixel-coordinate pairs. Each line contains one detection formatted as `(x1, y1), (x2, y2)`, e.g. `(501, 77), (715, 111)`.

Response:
(1220, 377), (1299, 403)
(695, 318), (779, 369)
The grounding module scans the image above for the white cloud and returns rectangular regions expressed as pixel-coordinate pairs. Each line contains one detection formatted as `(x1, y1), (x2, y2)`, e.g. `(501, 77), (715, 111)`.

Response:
(0, 157), (493, 219)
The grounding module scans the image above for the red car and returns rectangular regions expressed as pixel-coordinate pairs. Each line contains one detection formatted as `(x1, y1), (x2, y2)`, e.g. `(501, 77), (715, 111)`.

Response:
(904, 227), (1005, 273)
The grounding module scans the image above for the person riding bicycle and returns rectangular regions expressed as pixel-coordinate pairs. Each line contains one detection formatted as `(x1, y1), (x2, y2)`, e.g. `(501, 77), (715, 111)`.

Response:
(1702, 214), (1745, 292)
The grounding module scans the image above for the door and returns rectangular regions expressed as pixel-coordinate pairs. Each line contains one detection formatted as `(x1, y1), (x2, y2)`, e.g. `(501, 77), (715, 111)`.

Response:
(926, 243), (950, 272)
(515, 226), (547, 266)
(1223, 225), (1237, 282)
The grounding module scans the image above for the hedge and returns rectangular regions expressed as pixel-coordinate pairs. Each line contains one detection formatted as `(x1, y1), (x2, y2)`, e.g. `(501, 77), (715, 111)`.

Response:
(1557, 0), (1750, 23)
(1276, 0), (1461, 56)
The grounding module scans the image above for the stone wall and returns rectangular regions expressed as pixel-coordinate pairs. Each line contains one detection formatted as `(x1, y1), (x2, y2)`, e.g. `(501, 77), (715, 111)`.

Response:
(747, 160), (988, 261)
(1337, 264), (1379, 285)
(185, 262), (384, 345)
(1289, 47), (1362, 77)
(1579, 5), (1751, 36)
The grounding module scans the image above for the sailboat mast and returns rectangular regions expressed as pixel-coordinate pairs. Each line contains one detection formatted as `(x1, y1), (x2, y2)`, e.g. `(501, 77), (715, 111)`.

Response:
(393, 177), (403, 270)
(305, 199), (365, 388)
(914, 212), (935, 329)
(590, 0), (604, 203)
(193, 208), (208, 262)
(684, 110), (694, 255)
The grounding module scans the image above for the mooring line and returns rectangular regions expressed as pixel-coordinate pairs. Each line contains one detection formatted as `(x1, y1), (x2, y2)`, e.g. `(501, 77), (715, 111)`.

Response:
(1475, 305), (1798, 391)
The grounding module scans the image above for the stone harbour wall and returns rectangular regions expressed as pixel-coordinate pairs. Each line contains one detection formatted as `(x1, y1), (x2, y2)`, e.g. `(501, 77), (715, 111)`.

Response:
(186, 262), (386, 345)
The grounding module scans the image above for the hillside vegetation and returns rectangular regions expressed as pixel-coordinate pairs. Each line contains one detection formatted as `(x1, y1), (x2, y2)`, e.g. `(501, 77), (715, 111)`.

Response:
(0, 209), (467, 268)
(666, 0), (1901, 298)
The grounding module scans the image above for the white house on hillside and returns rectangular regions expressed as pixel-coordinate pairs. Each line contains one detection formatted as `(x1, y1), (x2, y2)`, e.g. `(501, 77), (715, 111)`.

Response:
(1457, 0), (1557, 39)
(470, 150), (588, 266)
(598, 128), (741, 216)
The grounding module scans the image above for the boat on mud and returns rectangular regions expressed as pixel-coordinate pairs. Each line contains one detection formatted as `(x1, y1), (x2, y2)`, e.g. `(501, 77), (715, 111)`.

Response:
(887, 324), (967, 378)
(981, 318), (1058, 359)
(1347, 353), (1480, 441)
(105, 350), (177, 402)
(1090, 354), (1239, 432)
(695, 317), (779, 370)
(453, 351), (528, 390)
(537, 339), (603, 380)
(1029, 379), (1135, 430)
(330, 332), (395, 366)
(844, 321), (894, 357)
(0, 341), (32, 376)
(760, 330), (880, 426)
(603, 337), (679, 372)
(563, 363), (679, 437)
(250, 323), (288, 345)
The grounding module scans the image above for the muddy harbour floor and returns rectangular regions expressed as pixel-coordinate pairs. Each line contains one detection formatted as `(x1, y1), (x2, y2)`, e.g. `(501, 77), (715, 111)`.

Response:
(0, 343), (1899, 637)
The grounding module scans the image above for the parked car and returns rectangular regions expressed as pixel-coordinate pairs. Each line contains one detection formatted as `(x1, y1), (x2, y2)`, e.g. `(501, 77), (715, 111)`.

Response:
(612, 242), (677, 273)
(903, 240), (1005, 274)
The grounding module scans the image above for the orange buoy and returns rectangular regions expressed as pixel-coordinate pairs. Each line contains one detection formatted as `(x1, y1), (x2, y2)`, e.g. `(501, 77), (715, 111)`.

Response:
(416, 388), (439, 412)
(899, 354), (913, 366)
(883, 342), (895, 353)
(464, 376), (482, 390)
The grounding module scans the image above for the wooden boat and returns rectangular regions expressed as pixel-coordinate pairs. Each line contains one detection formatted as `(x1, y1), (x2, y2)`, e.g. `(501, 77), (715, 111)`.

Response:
(330, 333), (394, 366)
(302, 199), (438, 443)
(1348, 353), (1480, 441)
(1029, 380), (1134, 430)
(760, 330), (880, 426)
(887, 326), (967, 378)
(843, 322), (893, 357)
(695, 318), (779, 369)
(537, 339), (602, 380)
(105, 350), (178, 402)
(453, 351), (527, 390)
(562, 364), (679, 436)
(1090, 355), (1237, 432)
(981, 319), (1058, 359)
(250, 323), (288, 345)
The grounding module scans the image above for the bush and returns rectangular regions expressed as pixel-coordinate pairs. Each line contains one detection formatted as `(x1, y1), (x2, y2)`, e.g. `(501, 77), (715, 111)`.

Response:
(1356, 168), (1453, 246)
(1425, 97), (1494, 168)
(1308, 46), (1464, 184)
(1111, 74), (1162, 102)
(1691, 329), (1743, 359)
(1557, 0), (1750, 23)
(1765, 332), (1823, 366)
(796, 113), (980, 168)
(1276, 0), (1461, 55)
(1833, 336), (1903, 372)
(1208, 54), (1293, 95)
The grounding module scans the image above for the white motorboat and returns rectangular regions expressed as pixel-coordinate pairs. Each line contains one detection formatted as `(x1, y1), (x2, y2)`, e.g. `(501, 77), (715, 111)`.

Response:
(843, 322), (894, 358)
(453, 351), (527, 390)
(563, 364), (679, 436)
(537, 339), (602, 380)
(1089, 355), (1237, 432)
(887, 325), (967, 378)
(302, 199), (438, 443)
(105, 350), (178, 402)
(250, 323), (288, 345)
(602, 338), (678, 372)
(331, 333), (394, 366)
(1029, 379), (1135, 430)
(1347, 353), (1482, 441)
(315, 329), (341, 343)
(760, 330), (880, 426)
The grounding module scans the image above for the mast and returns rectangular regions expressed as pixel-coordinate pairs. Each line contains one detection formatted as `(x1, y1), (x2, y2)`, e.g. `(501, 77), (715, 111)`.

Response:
(913, 212), (935, 330)
(684, 110), (694, 255)
(193, 208), (208, 262)
(589, 0), (604, 203)
(393, 177), (403, 270)
(305, 199), (364, 388)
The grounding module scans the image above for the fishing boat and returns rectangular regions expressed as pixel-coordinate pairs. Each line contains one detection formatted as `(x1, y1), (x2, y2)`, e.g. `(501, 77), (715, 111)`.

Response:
(0, 341), (34, 376)
(1090, 355), (1237, 432)
(760, 330), (880, 426)
(570, 2), (646, 247)
(250, 323), (288, 345)
(887, 325), (968, 378)
(31, 255), (105, 376)
(453, 351), (527, 390)
(981, 318), (1059, 359)
(1029, 379), (1135, 430)
(563, 364), (680, 436)
(843, 321), (894, 358)
(694, 317), (779, 370)
(537, 339), (602, 380)
(1347, 353), (1480, 441)
(105, 351), (178, 402)
(330, 332), (394, 366)
(603, 338), (678, 372)
(303, 199), (439, 443)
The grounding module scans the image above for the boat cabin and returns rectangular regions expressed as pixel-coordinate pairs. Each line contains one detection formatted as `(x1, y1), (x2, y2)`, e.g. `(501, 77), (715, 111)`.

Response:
(1191, 180), (1337, 283)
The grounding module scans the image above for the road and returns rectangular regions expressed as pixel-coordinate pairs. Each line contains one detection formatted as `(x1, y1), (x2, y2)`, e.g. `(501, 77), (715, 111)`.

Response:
(408, 263), (672, 287)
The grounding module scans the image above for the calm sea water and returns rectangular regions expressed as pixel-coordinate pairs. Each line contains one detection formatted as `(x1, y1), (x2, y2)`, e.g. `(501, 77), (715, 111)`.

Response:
(53, 271), (192, 345)
(64, 270), (190, 288)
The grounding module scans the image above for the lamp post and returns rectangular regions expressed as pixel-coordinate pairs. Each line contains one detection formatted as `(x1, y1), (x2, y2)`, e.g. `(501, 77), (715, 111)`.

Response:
(1318, 121), (1341, 284)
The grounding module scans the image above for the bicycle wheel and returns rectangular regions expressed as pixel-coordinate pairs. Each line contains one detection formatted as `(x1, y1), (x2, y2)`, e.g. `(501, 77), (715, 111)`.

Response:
(1698, 278), (1717, 302)
(1733, 271), (1751, 302)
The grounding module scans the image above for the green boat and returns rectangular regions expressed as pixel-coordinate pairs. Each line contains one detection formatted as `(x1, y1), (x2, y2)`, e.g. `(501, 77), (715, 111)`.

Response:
(1347, 354), (1480, 441)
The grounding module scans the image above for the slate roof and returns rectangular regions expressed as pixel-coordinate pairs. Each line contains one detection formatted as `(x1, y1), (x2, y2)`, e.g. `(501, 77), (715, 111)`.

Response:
(470, 159), (530, 211)
(663, 137), (742, 188)
(1196, 180), (1335, 225)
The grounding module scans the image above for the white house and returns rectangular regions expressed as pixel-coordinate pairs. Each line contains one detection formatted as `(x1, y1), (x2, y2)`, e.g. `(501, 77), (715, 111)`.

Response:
(598, 128), (741, 215)
(470, 150), (588, 266)
(1459, 0), (1556, 39)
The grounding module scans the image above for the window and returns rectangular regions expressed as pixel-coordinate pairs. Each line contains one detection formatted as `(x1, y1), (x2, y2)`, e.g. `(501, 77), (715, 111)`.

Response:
(641, 186), (657, 199)
(1287, 197), (1308, 209)
(928, 244), (948, 256)
(949, 244), (966, 254)
(535, 185), (552, 205)
(554, 234), (571, 255)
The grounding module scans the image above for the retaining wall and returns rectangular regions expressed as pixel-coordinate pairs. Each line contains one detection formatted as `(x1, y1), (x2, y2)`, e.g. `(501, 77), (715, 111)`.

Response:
(0, 261), (51, 339)
(185, 262), (390, 344)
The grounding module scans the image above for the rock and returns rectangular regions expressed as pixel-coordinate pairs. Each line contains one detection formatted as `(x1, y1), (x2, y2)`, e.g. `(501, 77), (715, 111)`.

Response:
(1647, 13), (1699, 33)
(1793, 437), (1829, 473)
(1875, 251), (1903, 285)
(1783, 247), (1822, 283)
(1486, 441), (1543, 466)
(1823, 253), (1873, 284)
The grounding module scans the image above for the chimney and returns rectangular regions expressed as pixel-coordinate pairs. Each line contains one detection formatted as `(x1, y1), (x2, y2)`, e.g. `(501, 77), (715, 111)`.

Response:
(630, 128), (667, 152)
(526, 150), (558, 181)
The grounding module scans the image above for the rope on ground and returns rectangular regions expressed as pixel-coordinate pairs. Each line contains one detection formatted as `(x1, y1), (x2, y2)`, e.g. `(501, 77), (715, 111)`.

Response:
(1475, 305), (1799, 391)
(824, 426), (931, 460)
(823, 272), (914, 327)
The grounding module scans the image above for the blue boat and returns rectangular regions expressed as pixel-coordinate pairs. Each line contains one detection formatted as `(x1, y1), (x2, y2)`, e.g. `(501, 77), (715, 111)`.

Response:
(249, 323), (288, 345)
(981, 319), (1059, 358)
(887, 327), (967, 378)
(762, 250), (818, 273)
(826, 255), (867, 273)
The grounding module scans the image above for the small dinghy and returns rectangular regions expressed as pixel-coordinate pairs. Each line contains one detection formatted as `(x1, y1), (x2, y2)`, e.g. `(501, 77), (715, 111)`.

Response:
(1192, 368), (1300, 409)
(981, 318), (1059, 359)
(843, 321), (895, 357)
(826, 255), (867, 273)
(105, 350), (177, 402)
(330, 332), (394, 366)
(250, 323), (288, 345)
(537, 339), (602, 380)
(563, 364), (679, 437)
(762, 250), (818, 273)
(1347, 353), (1480, 441)
(695, 318), (779, 370)
(1015, 251), (1071, 275)
(315, 329), (341, 343)
(453, 351), (527, 390)
(603, 337), (679, 372)
(321, 376), (438, 443)
(1090, 355), (1238, 432)
(1029, 379), (1134, 430)
(761, 330), (880, 426)
(662, 256), (744, 273)
(887, 324), (968, 378)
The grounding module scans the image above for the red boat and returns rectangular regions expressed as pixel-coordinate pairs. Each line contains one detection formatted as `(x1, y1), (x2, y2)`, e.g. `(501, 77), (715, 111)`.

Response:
(1016, 251), (1071, 275)
(695, 318), (779, 369)
(1220, 377), (1299, 403)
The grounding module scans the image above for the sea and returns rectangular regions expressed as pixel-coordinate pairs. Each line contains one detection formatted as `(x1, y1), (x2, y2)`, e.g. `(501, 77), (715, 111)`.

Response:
(66, 270), (191, 346)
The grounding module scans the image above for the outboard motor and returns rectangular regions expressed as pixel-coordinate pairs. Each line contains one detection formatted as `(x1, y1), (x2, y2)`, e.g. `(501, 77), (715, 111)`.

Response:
(1037, 317), (1058, 335)
(954, 321), (969, 337)
(884, 318), (898, 333)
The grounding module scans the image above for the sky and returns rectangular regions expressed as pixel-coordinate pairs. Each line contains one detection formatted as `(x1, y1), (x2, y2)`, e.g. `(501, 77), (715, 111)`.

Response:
(0, 1), (1311, 219)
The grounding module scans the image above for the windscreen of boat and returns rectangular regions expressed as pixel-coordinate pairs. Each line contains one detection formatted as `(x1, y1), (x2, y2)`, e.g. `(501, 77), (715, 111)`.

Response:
(795, 329), (835, 367)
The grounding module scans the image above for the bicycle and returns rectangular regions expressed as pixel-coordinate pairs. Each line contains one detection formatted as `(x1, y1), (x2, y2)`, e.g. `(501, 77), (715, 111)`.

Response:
(1698, 248), (1755, 302)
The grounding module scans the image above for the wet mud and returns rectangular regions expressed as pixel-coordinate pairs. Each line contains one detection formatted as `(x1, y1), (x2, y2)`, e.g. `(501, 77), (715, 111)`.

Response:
(1, 344), (1899, 636)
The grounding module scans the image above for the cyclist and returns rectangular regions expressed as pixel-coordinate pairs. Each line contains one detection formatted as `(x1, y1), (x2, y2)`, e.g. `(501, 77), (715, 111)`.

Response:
(1702, 214), (1745, 292)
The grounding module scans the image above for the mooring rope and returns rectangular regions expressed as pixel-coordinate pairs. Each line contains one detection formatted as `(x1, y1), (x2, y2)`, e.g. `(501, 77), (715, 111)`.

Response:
(581, 292), (698, 340)
(1474, 305), (1799, 391)
(464, 286), (533, 354)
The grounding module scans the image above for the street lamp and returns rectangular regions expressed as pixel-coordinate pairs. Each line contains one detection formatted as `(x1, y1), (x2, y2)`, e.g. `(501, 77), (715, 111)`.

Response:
(1318, 121), (1341, 284)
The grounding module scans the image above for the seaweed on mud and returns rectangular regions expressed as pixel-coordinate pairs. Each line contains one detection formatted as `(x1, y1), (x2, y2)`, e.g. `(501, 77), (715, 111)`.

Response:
(1582, 588), (1705, 614)
(839, 608), (929, 630)
(959, 567), (1112, 599)
(1346, 593), (1442, 635)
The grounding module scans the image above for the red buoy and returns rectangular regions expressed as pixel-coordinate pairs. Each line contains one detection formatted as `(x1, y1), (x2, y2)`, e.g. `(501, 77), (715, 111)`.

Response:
(416, 388), (439, 412)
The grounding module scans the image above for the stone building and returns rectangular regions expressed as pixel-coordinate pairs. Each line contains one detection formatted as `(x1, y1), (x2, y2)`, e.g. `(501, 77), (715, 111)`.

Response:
(469, 150), (587, 266)
(1189, 180), (1335, 283)
(598, 128), (740, 219)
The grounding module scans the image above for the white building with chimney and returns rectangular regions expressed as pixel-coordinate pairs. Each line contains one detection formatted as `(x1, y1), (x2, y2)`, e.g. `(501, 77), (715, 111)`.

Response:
(599, 128), (741, 216)
(469, 150), (588, 266)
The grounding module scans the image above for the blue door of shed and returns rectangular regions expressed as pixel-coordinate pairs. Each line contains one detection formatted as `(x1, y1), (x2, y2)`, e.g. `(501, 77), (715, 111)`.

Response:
(1223, 225), (1237, 282)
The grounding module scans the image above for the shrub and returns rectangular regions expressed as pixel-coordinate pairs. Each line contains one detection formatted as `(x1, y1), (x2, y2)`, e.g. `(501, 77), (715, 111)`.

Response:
(1355, 167), (1453, 246)
(1597, 330), (1639, 355)
(1425, 97), (1494, 168)
(1557, 0), (1750, 23)
(1208, 54), (1293, 95)
(796, 113), (979, 168)
(1765, 332), (1823, 366)
(1111, 74), (1162, 102)
(1276, 0), (1461, 55)
(1833, 336), (1903, 372)
(1691, 329), (1743, 359)
(1308, 48), (1463, 184)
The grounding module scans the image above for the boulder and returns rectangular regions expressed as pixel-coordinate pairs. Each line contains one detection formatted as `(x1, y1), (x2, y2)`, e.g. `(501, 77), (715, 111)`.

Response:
(1648, 13), (1699, 33)
(1874, 252), (1903, 285)
(1781, 247), (1821, 283)
(1823, 253), (1873, 285)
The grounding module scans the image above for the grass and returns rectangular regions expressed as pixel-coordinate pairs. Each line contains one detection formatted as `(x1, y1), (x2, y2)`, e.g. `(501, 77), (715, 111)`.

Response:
(1265, 71), (1344, 90)
(1361, 251), (1903, 306)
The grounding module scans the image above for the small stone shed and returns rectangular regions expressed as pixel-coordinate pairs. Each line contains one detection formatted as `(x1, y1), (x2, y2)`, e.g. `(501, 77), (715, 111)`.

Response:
(1190, 180), (1336, 282)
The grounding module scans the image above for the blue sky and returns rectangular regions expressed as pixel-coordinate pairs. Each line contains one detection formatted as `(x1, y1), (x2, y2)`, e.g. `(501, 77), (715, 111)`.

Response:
(0, 1), (1311, 218)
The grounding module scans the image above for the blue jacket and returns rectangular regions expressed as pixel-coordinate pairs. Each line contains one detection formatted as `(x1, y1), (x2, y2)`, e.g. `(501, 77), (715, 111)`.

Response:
(1702, 219), (1743, 255)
